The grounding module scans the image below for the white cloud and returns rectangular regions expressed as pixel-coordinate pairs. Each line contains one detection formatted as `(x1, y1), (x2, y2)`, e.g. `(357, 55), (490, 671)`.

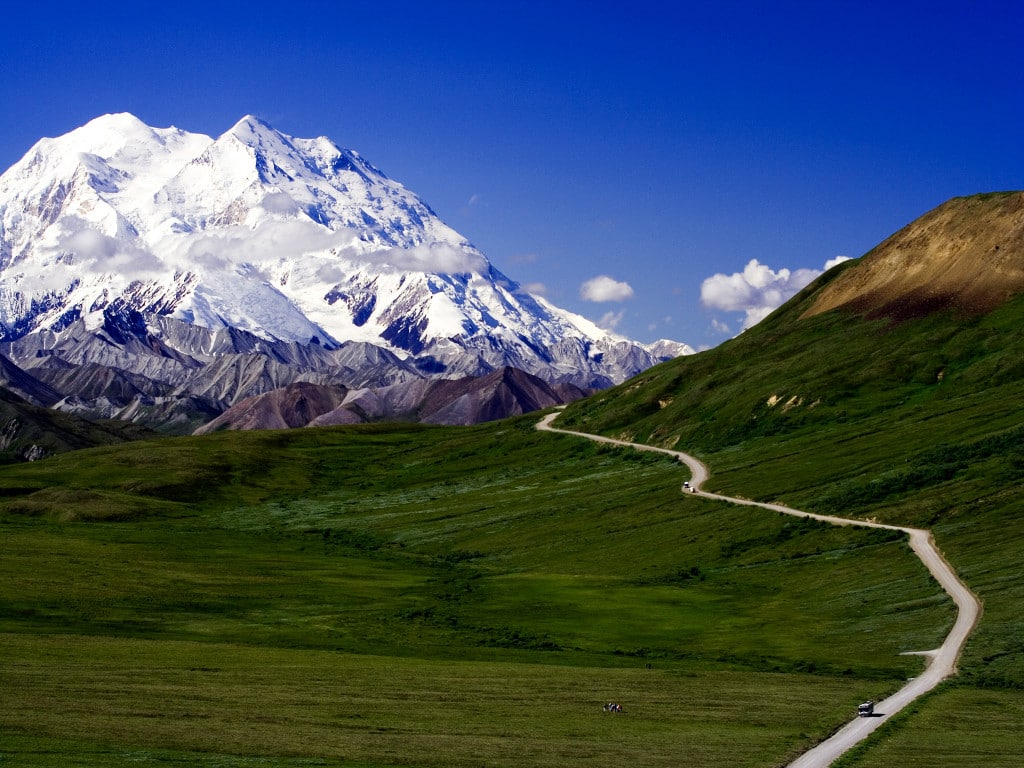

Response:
(315, 263), (347, 283)
(172, 220), (486, 277)
(580, 275), (634, 302)
(59, 228), (165, 279)
(179, 219), (350, 272)
(825, 255), (852, 270)
(598, 309), (626, 329)
(700, 256), (848, 330)
(367, 242), (489, 274)
(711, 317), (731, 334)
(461, 193), (483, 217)
(20, 223), (173, 294)
(647, 315), (673, 332)
(260, 191), (300, 215)
(523, 281), (548, 296)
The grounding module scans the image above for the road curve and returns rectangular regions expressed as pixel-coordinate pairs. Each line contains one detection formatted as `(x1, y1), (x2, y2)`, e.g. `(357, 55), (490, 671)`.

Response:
(536, 411), (981, 768)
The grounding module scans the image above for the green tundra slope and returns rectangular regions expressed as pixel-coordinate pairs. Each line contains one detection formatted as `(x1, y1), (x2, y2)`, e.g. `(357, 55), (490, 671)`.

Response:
(0, 417), (947, 767)
(558, 192), (1024, 765)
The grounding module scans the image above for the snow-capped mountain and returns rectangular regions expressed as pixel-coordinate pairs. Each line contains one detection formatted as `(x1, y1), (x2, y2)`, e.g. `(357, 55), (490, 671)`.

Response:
(0, 114), (691, 428)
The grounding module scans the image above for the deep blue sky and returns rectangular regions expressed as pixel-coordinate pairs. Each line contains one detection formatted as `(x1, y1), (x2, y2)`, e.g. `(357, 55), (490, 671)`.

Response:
(2, 1), (1021, 346)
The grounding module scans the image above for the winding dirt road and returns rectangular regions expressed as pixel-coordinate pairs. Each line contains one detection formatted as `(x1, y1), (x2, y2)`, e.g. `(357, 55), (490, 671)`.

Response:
(536, 411), (981, 767)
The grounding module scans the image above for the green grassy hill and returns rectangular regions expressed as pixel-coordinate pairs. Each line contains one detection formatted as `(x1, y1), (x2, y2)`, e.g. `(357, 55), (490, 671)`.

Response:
(556, 195), (1024, 765)
(558, 302), (1024, 765)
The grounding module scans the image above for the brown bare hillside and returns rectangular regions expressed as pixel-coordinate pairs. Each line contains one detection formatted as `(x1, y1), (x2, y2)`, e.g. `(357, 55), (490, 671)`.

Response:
(803, 191), (1024, 321)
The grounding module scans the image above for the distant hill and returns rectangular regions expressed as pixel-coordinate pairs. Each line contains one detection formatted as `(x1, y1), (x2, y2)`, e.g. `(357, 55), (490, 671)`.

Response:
(0, 354), (62, 406)
(195, 367), (587, 433)
(559, 191), (1024, 453)
(0, 384), (152, 462)
(803, 191), (1024, 321)
(556, 190), (1024, 703)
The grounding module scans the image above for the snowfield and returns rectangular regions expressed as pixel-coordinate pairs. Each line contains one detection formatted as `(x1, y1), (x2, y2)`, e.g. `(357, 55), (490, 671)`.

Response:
(0, 113), (691, 387)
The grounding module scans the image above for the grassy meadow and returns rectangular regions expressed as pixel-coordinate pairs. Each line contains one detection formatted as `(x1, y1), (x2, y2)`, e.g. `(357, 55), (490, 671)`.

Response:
(559, 286), (1024, 763)
(0, 415), (950, 766)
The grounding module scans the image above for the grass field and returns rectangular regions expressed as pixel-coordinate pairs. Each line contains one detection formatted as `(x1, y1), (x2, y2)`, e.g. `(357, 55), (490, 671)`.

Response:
(0, 415), (951, 766)
(558, 287), (1024, 763)
(0, 633), (870, 768)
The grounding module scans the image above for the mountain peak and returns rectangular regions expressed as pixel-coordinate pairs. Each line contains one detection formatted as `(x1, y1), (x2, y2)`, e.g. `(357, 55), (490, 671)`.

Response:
(227, 114), (279, 141)
(0, 114), (691, 393)
(50, 112), (161, 161)
(83, 112), (150, 132)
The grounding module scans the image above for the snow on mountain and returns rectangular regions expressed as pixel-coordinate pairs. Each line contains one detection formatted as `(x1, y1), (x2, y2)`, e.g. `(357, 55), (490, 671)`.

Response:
(0, 113), (691, 393)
